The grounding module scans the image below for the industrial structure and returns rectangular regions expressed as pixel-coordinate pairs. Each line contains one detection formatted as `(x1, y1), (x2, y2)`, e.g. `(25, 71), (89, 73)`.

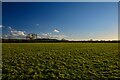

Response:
(26, 33), (37, 40)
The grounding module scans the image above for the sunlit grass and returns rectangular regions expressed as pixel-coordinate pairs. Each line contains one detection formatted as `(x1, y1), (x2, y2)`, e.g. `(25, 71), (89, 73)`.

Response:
(2, 43), (120, 79)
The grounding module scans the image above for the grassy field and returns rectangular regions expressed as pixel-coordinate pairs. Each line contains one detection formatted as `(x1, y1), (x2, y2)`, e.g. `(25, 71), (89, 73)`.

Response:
(2, 43), (120, 79)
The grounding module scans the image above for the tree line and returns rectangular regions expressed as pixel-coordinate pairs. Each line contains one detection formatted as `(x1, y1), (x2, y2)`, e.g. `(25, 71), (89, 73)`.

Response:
(1, 39), (119, 43)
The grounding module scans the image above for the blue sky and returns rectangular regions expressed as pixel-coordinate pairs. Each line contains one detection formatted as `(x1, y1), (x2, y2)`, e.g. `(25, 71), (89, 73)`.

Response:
(0, 2), (1, 24)
(2, 0), (120, 2)
(2, 2), (118, 40)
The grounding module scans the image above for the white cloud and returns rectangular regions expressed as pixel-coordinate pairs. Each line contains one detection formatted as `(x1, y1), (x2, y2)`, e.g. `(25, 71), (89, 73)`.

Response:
(8, 26), (12, 30)
(0, 25), (3, 28)
(2, 26), (66, 40)
(36, 24), (40, 26)
(37, 33), (51, 39)
(10, 30), (26, 36)
(37, 32), (66, 40)
(3, 26), (27, 39)
(53, 29), (60, 33)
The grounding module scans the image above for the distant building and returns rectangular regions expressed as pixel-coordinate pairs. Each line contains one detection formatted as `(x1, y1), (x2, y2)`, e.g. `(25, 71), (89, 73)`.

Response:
(61, 38), (68, 41)
(26, 33), (37, 40)
(90, 39), (93, 41)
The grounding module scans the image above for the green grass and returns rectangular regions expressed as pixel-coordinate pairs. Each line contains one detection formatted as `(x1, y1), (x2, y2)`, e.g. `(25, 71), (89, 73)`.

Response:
(2, 43), (120, 79)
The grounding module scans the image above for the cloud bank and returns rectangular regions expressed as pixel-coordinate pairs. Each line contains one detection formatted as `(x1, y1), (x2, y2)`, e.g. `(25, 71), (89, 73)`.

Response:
(3, 26), (26, 39)
(2, 26), (66, 40)
(37, 33), (66, 40)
